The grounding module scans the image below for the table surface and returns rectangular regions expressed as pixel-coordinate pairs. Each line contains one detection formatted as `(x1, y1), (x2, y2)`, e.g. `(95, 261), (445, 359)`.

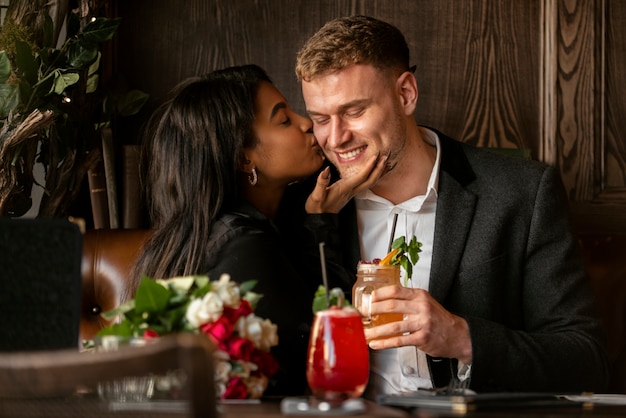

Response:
(220, 398), (408, 418)
(218, 399), (626, 418)
(2, 395), (626, 418)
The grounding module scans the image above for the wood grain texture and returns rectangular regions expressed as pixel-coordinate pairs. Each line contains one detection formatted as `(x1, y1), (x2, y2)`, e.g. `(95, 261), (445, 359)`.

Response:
(116, 0), (540, 148)
(112, 0), (626, 232)
(556, 0), (597, 201)
(564, 0), (626, 233)
(603, 0), (626, 193)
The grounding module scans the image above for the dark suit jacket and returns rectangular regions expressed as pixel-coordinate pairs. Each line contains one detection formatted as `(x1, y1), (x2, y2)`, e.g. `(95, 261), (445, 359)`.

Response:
(335, 130), (610, 393)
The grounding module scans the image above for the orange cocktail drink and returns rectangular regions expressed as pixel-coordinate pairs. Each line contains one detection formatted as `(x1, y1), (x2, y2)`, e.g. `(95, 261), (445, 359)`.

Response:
(352, 263), (404, 338)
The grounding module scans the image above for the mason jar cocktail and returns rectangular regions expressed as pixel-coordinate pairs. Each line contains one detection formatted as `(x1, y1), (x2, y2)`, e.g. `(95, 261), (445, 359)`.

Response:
(352, 264), (404, 336)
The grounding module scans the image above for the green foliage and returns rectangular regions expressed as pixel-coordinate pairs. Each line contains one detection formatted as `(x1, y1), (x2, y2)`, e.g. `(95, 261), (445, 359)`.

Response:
(0, 52), (11, 83)
(97, 276), (261, 338)
(389, 236), (422, 285)
(0, 7), (148, 217)
(312, 285), (351, 314)
(98, 276), (208, 338)
(0, 16), (122, 120)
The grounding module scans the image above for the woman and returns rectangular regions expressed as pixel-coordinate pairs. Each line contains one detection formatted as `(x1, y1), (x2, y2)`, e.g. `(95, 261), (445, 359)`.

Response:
(131, 65), (385, 395)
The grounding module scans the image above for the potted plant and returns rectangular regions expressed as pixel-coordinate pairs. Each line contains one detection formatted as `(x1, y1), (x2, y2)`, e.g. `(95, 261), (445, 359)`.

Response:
(0, 0), (147, 218)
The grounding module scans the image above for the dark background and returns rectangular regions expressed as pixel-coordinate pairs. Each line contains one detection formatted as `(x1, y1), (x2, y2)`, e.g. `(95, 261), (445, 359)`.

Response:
(96, 0), (626, 234)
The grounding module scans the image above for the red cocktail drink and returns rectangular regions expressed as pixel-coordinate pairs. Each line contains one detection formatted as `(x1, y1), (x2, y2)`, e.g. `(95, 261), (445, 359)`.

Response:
(306, 307), (369, 403)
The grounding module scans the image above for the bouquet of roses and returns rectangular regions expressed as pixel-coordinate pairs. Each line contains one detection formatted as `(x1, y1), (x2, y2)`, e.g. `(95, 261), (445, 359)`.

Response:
(97, 274), (279, 399)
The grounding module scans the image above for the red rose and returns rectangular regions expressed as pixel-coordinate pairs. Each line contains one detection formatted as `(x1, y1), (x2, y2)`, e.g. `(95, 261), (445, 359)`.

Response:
(143, 329), (159, 339)
(222, 300), (253, 323)
(200, 316), (233, 347)
(250, 349), (279, 377)
(223, 377), (248, 399)
(226, 336), (254, 361)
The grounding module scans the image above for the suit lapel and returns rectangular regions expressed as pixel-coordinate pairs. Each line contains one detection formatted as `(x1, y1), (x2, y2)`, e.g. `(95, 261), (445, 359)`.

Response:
(339, 130), (478, 304)
(429, 132), (477, 303)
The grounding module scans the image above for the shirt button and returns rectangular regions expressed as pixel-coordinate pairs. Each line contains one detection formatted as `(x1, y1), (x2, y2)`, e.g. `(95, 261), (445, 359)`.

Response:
(403, 366), (415, 375)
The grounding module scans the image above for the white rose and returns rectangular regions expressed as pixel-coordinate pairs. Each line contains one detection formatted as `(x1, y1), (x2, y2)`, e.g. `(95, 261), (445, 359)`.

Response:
(211, 274), (241, 307)
(185, 292), (224, 327)
(235, 314), (278, 352)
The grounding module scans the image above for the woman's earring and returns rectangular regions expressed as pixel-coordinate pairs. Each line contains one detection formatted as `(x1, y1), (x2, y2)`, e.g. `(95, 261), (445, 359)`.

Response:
(248, 167), (258, 186)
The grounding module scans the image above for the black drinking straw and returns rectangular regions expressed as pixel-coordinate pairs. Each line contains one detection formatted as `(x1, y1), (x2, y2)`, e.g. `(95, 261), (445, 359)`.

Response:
(319, 242), (330, 308)
(387, 213), (399, 253)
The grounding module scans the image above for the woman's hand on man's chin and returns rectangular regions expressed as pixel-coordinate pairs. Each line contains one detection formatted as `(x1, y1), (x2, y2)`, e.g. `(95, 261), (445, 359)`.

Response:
(305, 153), (388, 214)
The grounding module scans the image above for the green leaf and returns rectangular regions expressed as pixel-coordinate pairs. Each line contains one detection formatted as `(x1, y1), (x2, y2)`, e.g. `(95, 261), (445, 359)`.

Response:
(157, 275), (196, 295)
(243, 291), (262, 310)
(101, 299), (135, 321)
(194, 276), (210, 289)
(388, 235), (422, 283)
(33, 70), (54, 94)
(312, 285), (350, 314)
(238, 279), (258, 296)
(96, 320), (133, 337)
(51, 71), (79, 95)
(85, 53), (101, 93)
(407, 237), (422, 265)
(191, 278), (211, 299)
(0, 84), (20, 119)
(117, 89), (149, 116)
(67, 42), (98, 69)
(14, 40), (37, 85)
(87, 52), (101, 76)
(0, 51), (12, 84)
(400, 258), (413, 286)
(134, 277), (171, 314)
(391, 236), (406, 250)
(80, 17), (122, 44)
(86, 73), (99, 94)
(161, 305), (187, 333)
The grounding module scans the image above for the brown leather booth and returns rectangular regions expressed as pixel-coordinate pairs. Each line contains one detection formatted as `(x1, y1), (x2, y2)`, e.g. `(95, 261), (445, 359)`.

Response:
(80, 229), (151, 341)
(79, 229), (626, 393)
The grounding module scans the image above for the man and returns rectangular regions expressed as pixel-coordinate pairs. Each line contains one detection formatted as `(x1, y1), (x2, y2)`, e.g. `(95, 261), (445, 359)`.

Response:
(295, 15), (609, 396)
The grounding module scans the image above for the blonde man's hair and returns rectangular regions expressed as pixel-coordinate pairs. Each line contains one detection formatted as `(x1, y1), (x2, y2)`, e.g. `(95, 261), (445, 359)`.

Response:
(295, 15), (411, 82)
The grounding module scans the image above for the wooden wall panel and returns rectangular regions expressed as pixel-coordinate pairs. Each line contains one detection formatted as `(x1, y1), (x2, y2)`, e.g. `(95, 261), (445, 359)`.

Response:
(563, 0), (626, 233)
(116, 1), (540, 153)
(555, 0), (598, 201)
(112, 0), (626, 233)
(604, 0), (626, 192)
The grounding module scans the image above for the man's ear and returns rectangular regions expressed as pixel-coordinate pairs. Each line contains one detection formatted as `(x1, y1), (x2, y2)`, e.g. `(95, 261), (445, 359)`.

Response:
(397, 71), (418, 115)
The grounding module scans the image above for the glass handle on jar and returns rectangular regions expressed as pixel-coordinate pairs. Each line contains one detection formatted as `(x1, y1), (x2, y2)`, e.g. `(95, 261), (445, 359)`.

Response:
(362, 292), (372, 325)
(354, 285), (374, 326)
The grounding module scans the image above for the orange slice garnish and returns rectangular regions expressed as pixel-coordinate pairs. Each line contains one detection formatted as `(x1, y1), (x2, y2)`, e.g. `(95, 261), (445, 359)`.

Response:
(379, 247), (400, 265)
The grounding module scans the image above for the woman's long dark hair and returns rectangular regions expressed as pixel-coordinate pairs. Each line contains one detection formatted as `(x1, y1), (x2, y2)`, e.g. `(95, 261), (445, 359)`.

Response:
(128, 65), (272, 298)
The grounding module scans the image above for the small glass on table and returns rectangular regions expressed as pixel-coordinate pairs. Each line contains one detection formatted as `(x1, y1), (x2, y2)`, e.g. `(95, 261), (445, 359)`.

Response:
(306, 306), (370, 402)
(94, 335), (156, 403)
(280, 289), (369, 415)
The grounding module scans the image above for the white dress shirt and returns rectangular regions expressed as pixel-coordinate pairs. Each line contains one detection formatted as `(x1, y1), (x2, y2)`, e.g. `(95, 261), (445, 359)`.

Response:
(355, 127), (440, 396)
